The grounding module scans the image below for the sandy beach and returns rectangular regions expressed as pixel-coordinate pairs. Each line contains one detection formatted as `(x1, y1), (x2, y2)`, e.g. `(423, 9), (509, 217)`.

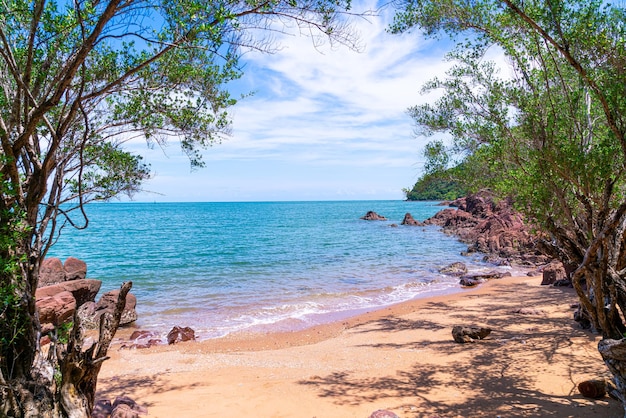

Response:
(96, 275), (623, 417)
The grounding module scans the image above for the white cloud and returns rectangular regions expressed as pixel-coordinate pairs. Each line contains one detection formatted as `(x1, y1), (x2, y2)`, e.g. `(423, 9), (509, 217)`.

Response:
(130, 1), (453, 202)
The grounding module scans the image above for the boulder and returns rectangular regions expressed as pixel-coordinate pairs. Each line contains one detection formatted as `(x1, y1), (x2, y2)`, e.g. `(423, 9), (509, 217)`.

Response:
(452, 325), (492, 343)
(95, 290), (138, 327)
(167, 326), (196, 344)
(401, 212), (423, 226)
(36, 279), (102, 307)
(360, 211), (387, 221)
(36, 291), (76, 332)
(39, 257), (66, 286)
(459, 277), (483, 287)
(578, 379), (607, 399)
(541, 261), (567, 285)
(111, 396), (148, 416)
(64, 257), (87, 281)
(92, 399), (113, 418)
(439, 262), (467, 276)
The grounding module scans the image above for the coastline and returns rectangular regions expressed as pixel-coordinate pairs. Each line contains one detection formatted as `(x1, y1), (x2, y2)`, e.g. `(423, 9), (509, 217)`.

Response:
(97, 275), (622, 417)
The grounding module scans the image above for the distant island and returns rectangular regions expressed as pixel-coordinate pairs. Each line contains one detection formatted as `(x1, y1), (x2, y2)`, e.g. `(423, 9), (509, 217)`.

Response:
(403, 169), (467, 201)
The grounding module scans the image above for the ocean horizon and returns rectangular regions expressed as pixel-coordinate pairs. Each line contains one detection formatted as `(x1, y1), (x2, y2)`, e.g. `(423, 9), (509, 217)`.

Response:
(47, 200), (523, 340)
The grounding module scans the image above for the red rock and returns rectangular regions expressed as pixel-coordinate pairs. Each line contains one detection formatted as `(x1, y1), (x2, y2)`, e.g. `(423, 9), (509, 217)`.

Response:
(541, 261), (567, 285)
(36, 291), (76, 327)
(96, 290), (137, 326)
(167, 326), (196, 344)
(401, 212), (423, 226)
(36, 279), (101, 307)
(64, 257), (87, 281)
(360, 211), (387, 221)
(38, 257), (65, 287)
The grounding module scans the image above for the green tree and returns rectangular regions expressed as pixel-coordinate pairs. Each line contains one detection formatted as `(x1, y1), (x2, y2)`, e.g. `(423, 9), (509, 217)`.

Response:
(392, 0), (626, 409)
(0, 1), (358, 416)
(403, 165), (467, 201)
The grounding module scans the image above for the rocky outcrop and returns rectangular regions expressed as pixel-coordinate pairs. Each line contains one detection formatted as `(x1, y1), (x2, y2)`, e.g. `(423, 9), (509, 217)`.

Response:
(37, 291), (76, 334)
(360, 211), (387, 221)
(38, 256), (87, 286)
(425, 192), (549, 267)
(36, 279), (102, 306)
(401, 213), (423, 226)
(36, 258), (138, 336)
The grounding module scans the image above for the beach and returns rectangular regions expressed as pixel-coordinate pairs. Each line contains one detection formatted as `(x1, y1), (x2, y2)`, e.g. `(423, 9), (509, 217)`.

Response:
(96, 275), (622, 417)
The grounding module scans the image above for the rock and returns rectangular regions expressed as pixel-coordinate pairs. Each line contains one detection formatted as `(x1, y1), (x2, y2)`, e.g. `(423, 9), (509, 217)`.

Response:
(64, 257), (87, 281)
(96, 290), (138, 326)
(541, 261), (567, 285)
(459, 277), (483, 287)
(452, 325), (492, 343)
(36, 291), (76, 332)
(439, 262), (468, 276)
(92, 399), (113, 418)
(110, 404), (139, 418)
(424, 191), (546, 266)
(460, 271), (511, 281)
(112, 396), (148, 415)
(360, 211), (387, 221)
(578, 379), (607, 399)
(36, 279), (102, 307)
(38, 257), (66, 286)
(401, 213), (423, 226)
(369, 410), (399, 418)
(120, 330), (162, 349)
(167, 326), (196, 344)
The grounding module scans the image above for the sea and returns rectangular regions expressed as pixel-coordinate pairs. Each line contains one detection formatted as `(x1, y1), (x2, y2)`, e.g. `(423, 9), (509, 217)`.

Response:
(47, 200), (523, 340)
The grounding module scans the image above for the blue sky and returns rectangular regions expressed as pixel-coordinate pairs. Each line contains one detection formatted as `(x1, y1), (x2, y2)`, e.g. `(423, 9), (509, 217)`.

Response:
(127, 2), (454, 202)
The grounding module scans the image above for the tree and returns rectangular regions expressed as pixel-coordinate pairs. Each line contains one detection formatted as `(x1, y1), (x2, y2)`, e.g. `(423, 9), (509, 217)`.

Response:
(391, 0), (626, 411)
(0, 1), (359, 416)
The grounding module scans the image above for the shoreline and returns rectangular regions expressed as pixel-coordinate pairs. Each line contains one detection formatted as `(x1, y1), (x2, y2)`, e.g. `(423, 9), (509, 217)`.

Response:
(98, 275), (622, 417)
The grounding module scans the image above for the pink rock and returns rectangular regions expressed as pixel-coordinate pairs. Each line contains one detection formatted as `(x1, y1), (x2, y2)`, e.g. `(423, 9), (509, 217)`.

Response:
(401, 212), (423, 226)
(91, 399), (112, 418)
(36, 279), (102, 307)
(36, 290), (76, 327)
(541, 261), (566, 285)
(38, 257), (65, 287)
(96, 290), (137, 326)
(360, 211), (387, 221)
(64, 257), (87, 281)
(167, 326), (195, 344)
(112, 396), (148, 416)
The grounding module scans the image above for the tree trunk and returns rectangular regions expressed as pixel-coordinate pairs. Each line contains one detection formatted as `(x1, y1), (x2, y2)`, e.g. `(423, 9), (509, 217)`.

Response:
(598, 339), (626, 417)
(1, 278), (132, 418)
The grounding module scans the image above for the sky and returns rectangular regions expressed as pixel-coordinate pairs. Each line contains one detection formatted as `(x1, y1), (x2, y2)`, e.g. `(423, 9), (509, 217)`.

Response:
(127, 2), (455, 202)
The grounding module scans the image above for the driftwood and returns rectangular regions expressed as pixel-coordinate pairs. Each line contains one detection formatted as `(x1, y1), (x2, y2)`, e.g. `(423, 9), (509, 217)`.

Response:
(452, 325), (492, 343)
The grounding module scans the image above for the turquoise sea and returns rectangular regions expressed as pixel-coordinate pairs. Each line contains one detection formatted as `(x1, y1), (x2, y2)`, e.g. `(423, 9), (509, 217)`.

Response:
(47, 200), (521, 340)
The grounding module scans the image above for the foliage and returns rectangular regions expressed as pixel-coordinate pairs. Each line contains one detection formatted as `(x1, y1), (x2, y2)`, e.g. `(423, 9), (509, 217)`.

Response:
(392, 0), (626, 405)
